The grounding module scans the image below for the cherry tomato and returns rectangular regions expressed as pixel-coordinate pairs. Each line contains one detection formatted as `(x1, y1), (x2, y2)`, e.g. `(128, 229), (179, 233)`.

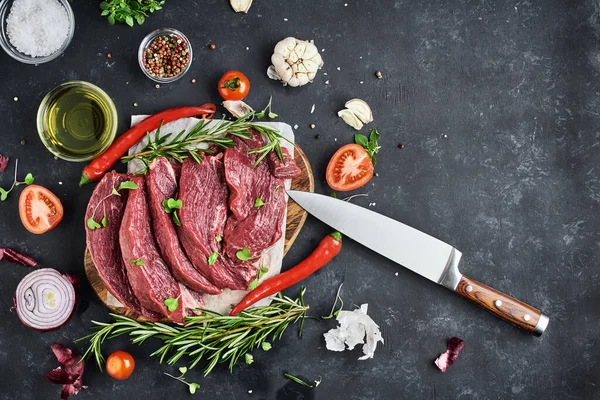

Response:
(218, 70), (250, 101)
(18, 185), (63, 234)
(106, 351), (135, 380)
(326, 144), (374, 192)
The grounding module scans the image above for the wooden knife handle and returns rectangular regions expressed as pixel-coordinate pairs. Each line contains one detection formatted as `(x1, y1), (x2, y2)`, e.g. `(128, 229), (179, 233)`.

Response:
(456, 275), (549, 336)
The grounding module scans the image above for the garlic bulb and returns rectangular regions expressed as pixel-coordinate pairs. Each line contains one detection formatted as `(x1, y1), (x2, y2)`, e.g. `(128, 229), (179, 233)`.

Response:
(230, 0), (253, 13)
(267, 37), (324, 87)
(338, 99), (373, 130)
(223, 100), (254, 118)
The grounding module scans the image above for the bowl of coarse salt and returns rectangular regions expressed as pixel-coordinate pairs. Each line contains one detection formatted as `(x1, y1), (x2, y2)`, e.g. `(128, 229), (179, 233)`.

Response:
(0, 0), (74, 64)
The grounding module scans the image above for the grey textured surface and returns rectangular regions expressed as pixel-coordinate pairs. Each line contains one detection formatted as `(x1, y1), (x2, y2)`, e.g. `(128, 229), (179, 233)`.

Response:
(1, 0), (599, 399)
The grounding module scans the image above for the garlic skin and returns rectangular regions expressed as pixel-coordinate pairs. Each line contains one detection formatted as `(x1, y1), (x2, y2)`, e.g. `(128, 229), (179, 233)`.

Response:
(223, 100), (254, 119)
(230, 0), (253, 13)
(268, 37), (324, 87)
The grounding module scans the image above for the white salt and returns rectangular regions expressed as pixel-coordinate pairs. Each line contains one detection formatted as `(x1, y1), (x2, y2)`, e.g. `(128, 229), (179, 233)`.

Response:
(6, 0), (70, 57)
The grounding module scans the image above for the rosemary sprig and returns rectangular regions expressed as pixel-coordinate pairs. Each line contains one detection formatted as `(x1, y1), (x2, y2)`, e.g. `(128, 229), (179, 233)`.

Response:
(78, 289), (309, 376)
(121, 111), (291, 172)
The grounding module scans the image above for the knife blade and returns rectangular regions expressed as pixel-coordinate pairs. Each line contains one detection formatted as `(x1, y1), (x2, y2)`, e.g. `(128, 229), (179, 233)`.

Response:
(287, 190), (549, 336)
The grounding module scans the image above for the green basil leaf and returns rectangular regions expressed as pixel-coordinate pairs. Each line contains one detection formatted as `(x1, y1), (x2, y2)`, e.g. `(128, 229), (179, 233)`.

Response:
(100, 2), (110, 10)
(125, 15), (134, 26)
(107, 14), (115, 24)
(354, 134), (369, 148)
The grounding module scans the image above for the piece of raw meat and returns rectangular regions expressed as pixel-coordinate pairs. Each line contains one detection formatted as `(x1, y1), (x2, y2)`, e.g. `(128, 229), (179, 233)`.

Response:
(268, 147), (301, 179)
(85, 171), (160, 321)
(178, 154), (247, 290)
(223, 133), (287, 264)
(147, 158), (222, 295)
(119, 175), (202, 323)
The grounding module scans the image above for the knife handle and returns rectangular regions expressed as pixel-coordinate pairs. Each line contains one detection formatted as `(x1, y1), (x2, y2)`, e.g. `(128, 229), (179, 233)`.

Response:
(456, 276), (549, 336)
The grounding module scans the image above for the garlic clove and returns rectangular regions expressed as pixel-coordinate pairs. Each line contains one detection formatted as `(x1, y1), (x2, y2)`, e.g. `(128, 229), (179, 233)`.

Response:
(278, 65), (294, 82)
(271, 53), (285, 66)
(274, 37), (296, 57)
(223, 100), (254, 118)
(303, 59), (320, 73)
(295, 41), (307, 58)
(303, 43), (319, 59)
(338, 109), (364, 130)
(267, 65), (280, 81)
(230, 0), (253, 13)
(345, 99), (373, 124)
(307, 72), (316, 81)
(296, 62), (308, 73)
(288, 51), (299, 64)
(296, 73), (310, 86)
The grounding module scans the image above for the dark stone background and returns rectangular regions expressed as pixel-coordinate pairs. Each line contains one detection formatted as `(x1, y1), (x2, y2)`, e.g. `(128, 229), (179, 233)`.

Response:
(1, 0), (599, 399)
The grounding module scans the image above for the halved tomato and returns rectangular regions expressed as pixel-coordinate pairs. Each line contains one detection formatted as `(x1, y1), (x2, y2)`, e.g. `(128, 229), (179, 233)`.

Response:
(18, 185), (63, 234)
(326, 144), (374, 192)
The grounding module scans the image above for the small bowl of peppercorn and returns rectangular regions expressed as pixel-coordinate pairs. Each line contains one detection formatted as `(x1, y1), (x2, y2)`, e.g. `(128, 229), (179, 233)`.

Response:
(138, 28), (192, 83)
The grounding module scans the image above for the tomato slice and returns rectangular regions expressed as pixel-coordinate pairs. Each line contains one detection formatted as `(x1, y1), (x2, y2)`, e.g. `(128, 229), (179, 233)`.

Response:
(106, 350), (135, 380)
(326, 144), (374, 192)
(18, 185), (64, 234)
(218, 70), (250, 101)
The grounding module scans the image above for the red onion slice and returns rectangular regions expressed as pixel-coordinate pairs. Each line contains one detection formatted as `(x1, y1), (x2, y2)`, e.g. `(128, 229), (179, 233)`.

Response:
(0, 248), (38, 267)
(15, 268), (76, 332)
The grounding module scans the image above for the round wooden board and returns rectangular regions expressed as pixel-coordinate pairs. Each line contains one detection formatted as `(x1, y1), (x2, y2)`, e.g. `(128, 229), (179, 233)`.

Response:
(84, 144), (315, 320)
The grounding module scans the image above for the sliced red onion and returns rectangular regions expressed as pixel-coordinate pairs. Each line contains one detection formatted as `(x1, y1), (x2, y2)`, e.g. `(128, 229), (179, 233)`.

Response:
(15, 268), (76, 332)
(435, 337), (464, 372)
(0, 248), (38, 267)
(0, 153), (8, 172)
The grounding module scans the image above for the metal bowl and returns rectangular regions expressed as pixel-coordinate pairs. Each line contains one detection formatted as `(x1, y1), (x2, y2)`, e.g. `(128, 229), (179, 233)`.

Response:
(0, 0), (75, 64)
(138, 27), (193, 83)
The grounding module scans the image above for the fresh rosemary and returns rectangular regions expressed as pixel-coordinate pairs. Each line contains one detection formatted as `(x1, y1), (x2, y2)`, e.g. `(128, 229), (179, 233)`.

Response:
(121, 111), (290, 173)
(78, 289), (308, 376)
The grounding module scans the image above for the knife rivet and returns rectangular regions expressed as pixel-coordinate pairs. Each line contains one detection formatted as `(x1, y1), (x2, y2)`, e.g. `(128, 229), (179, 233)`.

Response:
(466, 285), (473, 292)
(495, 300), (502, 307)
(524, 314), (531, 321)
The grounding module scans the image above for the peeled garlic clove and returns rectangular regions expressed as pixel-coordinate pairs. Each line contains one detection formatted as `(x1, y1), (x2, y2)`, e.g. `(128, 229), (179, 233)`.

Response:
(223, 100), (254, 119)
(230, 0), (253, 13)
(338, 109), (364, 130)
(345, 99), (373, 124)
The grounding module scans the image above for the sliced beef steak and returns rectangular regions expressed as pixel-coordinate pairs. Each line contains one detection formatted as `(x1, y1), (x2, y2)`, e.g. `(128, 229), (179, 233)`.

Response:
(85, 171), (160, 321)
(268, 147), (301, 179)
(147, 158), (222, 295)
(223, 133), (287, 267)
(119, 175), (201, 323)
(178, 154), (246, 290)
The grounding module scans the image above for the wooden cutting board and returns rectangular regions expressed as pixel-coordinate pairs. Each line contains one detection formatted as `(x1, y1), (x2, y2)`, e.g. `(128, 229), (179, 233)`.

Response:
(84, 144), (314, 320)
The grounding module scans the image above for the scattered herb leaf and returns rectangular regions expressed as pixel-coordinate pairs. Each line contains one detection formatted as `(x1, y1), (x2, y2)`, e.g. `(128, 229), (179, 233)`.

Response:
(244, 353), (254, 365)
(130, 258), (144, 266)
(87, 217), (101, 230)
(208, 252), (219, 266)
(24, 173), (34, 185)
(163, 368), (201, 396)
(268, 112), (278, 119)
(189, 383), (200, 395)
(236, 247), (252, 261)
(101, 215), (108, 228)
(261, 342), (272, 351)
(164, 297), (179, 312)
(0, 188), (7, 202)
(258, 267), (269, 279)
(275, 185), (283, 191)
(118, 181), (139, 191)
(111, 187), (120, 196)
(172, 210), (181, 227)
(284, 373), (314, 388)
(167, 198), (182, 210)
(215, 235), (222, 242)
(178, 367), (187, 374)
(354, 128), (381, 167)
(254, 197), (264, 208)
(248, 280), (259, 290)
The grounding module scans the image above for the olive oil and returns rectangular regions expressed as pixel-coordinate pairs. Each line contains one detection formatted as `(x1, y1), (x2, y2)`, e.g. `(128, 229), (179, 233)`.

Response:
(38, 81), (117, 161)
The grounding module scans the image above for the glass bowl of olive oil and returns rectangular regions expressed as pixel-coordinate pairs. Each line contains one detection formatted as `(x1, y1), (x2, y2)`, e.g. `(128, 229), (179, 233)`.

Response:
(37, 81), (118, 162)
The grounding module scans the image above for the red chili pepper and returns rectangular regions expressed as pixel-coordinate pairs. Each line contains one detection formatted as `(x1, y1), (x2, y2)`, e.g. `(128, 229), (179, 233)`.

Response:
(79, 105), (216, 186)
(230, 232), (343, 316)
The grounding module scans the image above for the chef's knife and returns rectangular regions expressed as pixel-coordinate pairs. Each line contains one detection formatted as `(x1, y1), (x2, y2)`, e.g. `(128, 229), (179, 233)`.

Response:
(287, 190), (549, 336)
